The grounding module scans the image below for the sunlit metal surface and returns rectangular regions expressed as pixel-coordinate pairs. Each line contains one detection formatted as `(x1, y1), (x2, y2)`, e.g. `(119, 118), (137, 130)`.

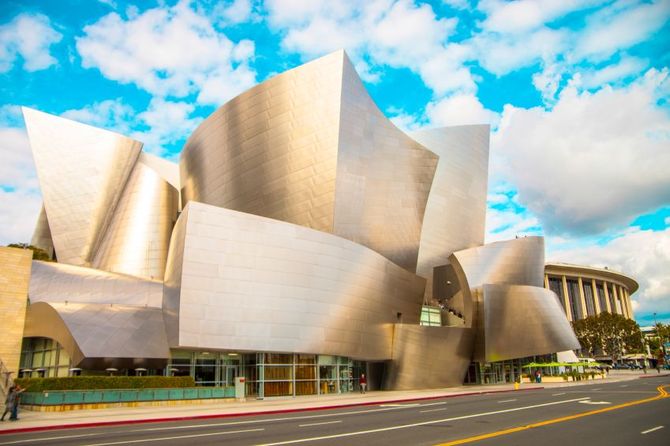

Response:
(449, 237), (576, 362)
(483, 284), (580, 362)
(30, 204), (54, 259)
(23, 107), (142, 267)
(410, 125), (489, 301)
(24, 302), (169, 369)
(163, 201), (425, 360)
(29, 260), (163, 308)
(386, 325), (473, 390)
(180, 51), (437, 270)
(92, 153), (179, 280)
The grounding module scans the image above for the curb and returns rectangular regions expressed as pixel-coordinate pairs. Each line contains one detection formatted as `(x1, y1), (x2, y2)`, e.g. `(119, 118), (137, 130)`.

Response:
(639, 373), (670, 379)
(0, 386), (543, 435)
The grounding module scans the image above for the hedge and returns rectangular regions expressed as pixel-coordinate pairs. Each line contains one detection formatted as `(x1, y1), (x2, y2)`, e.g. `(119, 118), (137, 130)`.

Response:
(14, 376), (195, 392)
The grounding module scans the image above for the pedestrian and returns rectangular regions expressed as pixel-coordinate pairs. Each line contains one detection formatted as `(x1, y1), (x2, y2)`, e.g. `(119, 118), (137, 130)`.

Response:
(1, 386), (16, 421)
(643, 364), (647, 374)
(9, 385), (24, 421)
(535, 370), (542, 383)
(360, 373), (367, 394)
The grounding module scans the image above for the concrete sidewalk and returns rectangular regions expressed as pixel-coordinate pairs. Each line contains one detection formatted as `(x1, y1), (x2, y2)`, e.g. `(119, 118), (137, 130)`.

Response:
(0, 371), (665, 434)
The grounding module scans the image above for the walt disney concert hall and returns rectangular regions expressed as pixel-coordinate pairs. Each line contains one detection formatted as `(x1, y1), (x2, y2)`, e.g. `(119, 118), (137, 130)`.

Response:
(5, 50), (579, 396)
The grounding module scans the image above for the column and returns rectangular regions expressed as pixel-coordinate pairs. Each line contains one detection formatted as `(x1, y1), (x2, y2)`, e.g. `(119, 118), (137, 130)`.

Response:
(577, 277), (588, 319)
(624, 289), (634, 319)
(603, 282), (612, 313)
(561, 275), (573, 321)
(592, 279), (601, 314)
(611, 284), (620, 315)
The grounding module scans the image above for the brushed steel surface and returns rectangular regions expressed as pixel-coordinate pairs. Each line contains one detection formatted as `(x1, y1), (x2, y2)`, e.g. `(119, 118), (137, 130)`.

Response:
(29, 260), (163, 308)
(23, 107), (142, 267)
(410, 125), (489, 301)
(162, 201), (425, 360)
(386, 325), (473, 390)
(92, 153), (179, 280)
(24, 301), (169, 369)
(180, 50), (437, 270)
(483, 284), (580, 362)
(30, 204), (54, 259)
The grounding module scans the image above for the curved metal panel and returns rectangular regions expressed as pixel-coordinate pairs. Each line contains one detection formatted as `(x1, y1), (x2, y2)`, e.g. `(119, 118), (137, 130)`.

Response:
(29, 260), (163, 308)
(483, 284), (580, 362)
(333, 57), (438, 271)
(92, 154), (179, 280)
(30, 204), (54, 259)
(22, 107), (142, 267)
(163, 201), (426, 360)
(24, 301), (169, 369)
(180, 51), (438, 270)
(386, 325), (473, 390)
(180, 51), (343, 234)
(410, 125), (489, 300)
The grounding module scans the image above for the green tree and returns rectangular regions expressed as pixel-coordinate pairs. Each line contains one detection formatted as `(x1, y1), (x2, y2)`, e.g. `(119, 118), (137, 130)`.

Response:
(572, 312), (644, 360)
(6, 243), (53, 261)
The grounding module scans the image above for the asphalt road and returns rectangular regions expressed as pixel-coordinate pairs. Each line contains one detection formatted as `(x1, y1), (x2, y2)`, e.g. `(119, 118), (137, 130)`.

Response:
(0, 377), (667, 446)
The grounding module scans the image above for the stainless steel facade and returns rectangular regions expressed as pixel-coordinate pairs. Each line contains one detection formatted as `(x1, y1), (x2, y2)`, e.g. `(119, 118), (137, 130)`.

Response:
(14, 50), (581, 389)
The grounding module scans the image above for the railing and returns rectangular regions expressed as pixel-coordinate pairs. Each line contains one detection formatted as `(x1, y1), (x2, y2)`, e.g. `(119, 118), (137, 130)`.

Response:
(21, 386), (235, 406)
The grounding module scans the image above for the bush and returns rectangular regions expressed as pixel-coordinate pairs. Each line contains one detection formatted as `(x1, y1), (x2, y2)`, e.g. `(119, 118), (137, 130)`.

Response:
(14, 376), (195, 392)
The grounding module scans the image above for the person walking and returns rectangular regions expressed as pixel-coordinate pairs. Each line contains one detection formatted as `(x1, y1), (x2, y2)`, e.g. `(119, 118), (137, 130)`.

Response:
(360, 373), (367, 394)
(1, 386), (16, 421)
(9, 385), (24, 420)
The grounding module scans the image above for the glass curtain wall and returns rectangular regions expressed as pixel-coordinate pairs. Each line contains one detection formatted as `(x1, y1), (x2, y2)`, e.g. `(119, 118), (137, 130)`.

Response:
(583, 281), (596, 317)
(19, 337), (71, 377)
(596, 282), (607, 313)
(548, 277), (566, 315)
(566, 279), (583, 320)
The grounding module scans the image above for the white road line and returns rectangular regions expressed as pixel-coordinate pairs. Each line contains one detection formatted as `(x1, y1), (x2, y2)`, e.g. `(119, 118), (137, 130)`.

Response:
(299, 421), (342, 428)
(258, 397), (590, 446)
(620, 385), (628, 388)
(419, 401), (447, 407)
(641, 426), (664, 435)
(420, 408), (447, 413)
(125, 405), (415, 433)
(379, 403), (420, 407)
(591, 388), (601, 391)
(498, 399), (517, 403)
(552, 393), (566, 396)
(0, 433), (98, 445)
(80, 428), (264, 446)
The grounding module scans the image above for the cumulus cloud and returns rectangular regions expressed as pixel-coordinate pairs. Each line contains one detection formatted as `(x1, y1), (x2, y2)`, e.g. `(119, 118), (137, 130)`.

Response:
(76, 0), (257, 104)
(265, 0), (469, 95)
(426, 93), (499, 127)
(0, 115), (41, 245)
(492, 68), (670, 235)
(62, 98), (202, 156)
(547, 227), (670, 319)
(0, 14), (62, 73)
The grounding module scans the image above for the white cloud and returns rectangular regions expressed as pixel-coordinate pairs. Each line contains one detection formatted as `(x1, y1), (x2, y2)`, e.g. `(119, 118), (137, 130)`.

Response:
(0, 14), (62, 73)
(547, 227), (670, 319)
(426, 93), (499, 127)
(485, 205), (542, 243)
(574, 0), (670, 62)
(576, 56), (649, 90)
(212, 0), (254, 24)
(62, 98), (202, 156)
(492, 68), (670, 235)
(0, 123), (41, 245)
(76, 0), (257, 104)
(265, 0), (472, 95)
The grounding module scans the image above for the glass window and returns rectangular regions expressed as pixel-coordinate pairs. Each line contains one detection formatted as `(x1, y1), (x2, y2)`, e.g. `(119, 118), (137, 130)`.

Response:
(596, 283), (607, 314)
(566, 279), (582, 320)
(420, 306), (442, 326)
(548, 277), (565, 314)
(583, 281), (596, 317)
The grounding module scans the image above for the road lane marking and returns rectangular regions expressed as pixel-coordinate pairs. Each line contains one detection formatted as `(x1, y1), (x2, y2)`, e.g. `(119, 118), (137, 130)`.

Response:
(552, 393), (566, 396)
(257, 397), (589, 445)
(0, 433), (98, 445)
(498, 399), (517, 403)
(420, 408), (447, 413)
(620, 385), (628, 388)
(579, 400), (611, 405)
(419, 401), (447, 407)
(379, 403), (420, 407)
(79, 428), (265, 446)
(123, 405), (417, 433)
(641, 426), (664, 434)
(299, 421), (342, 428)
(591, 388), (601, 391)
(435, 384), (670, 446)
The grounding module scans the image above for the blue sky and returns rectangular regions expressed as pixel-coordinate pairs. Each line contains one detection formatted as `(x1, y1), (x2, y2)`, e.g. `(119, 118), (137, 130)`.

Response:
(0, 0), (669, 324)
